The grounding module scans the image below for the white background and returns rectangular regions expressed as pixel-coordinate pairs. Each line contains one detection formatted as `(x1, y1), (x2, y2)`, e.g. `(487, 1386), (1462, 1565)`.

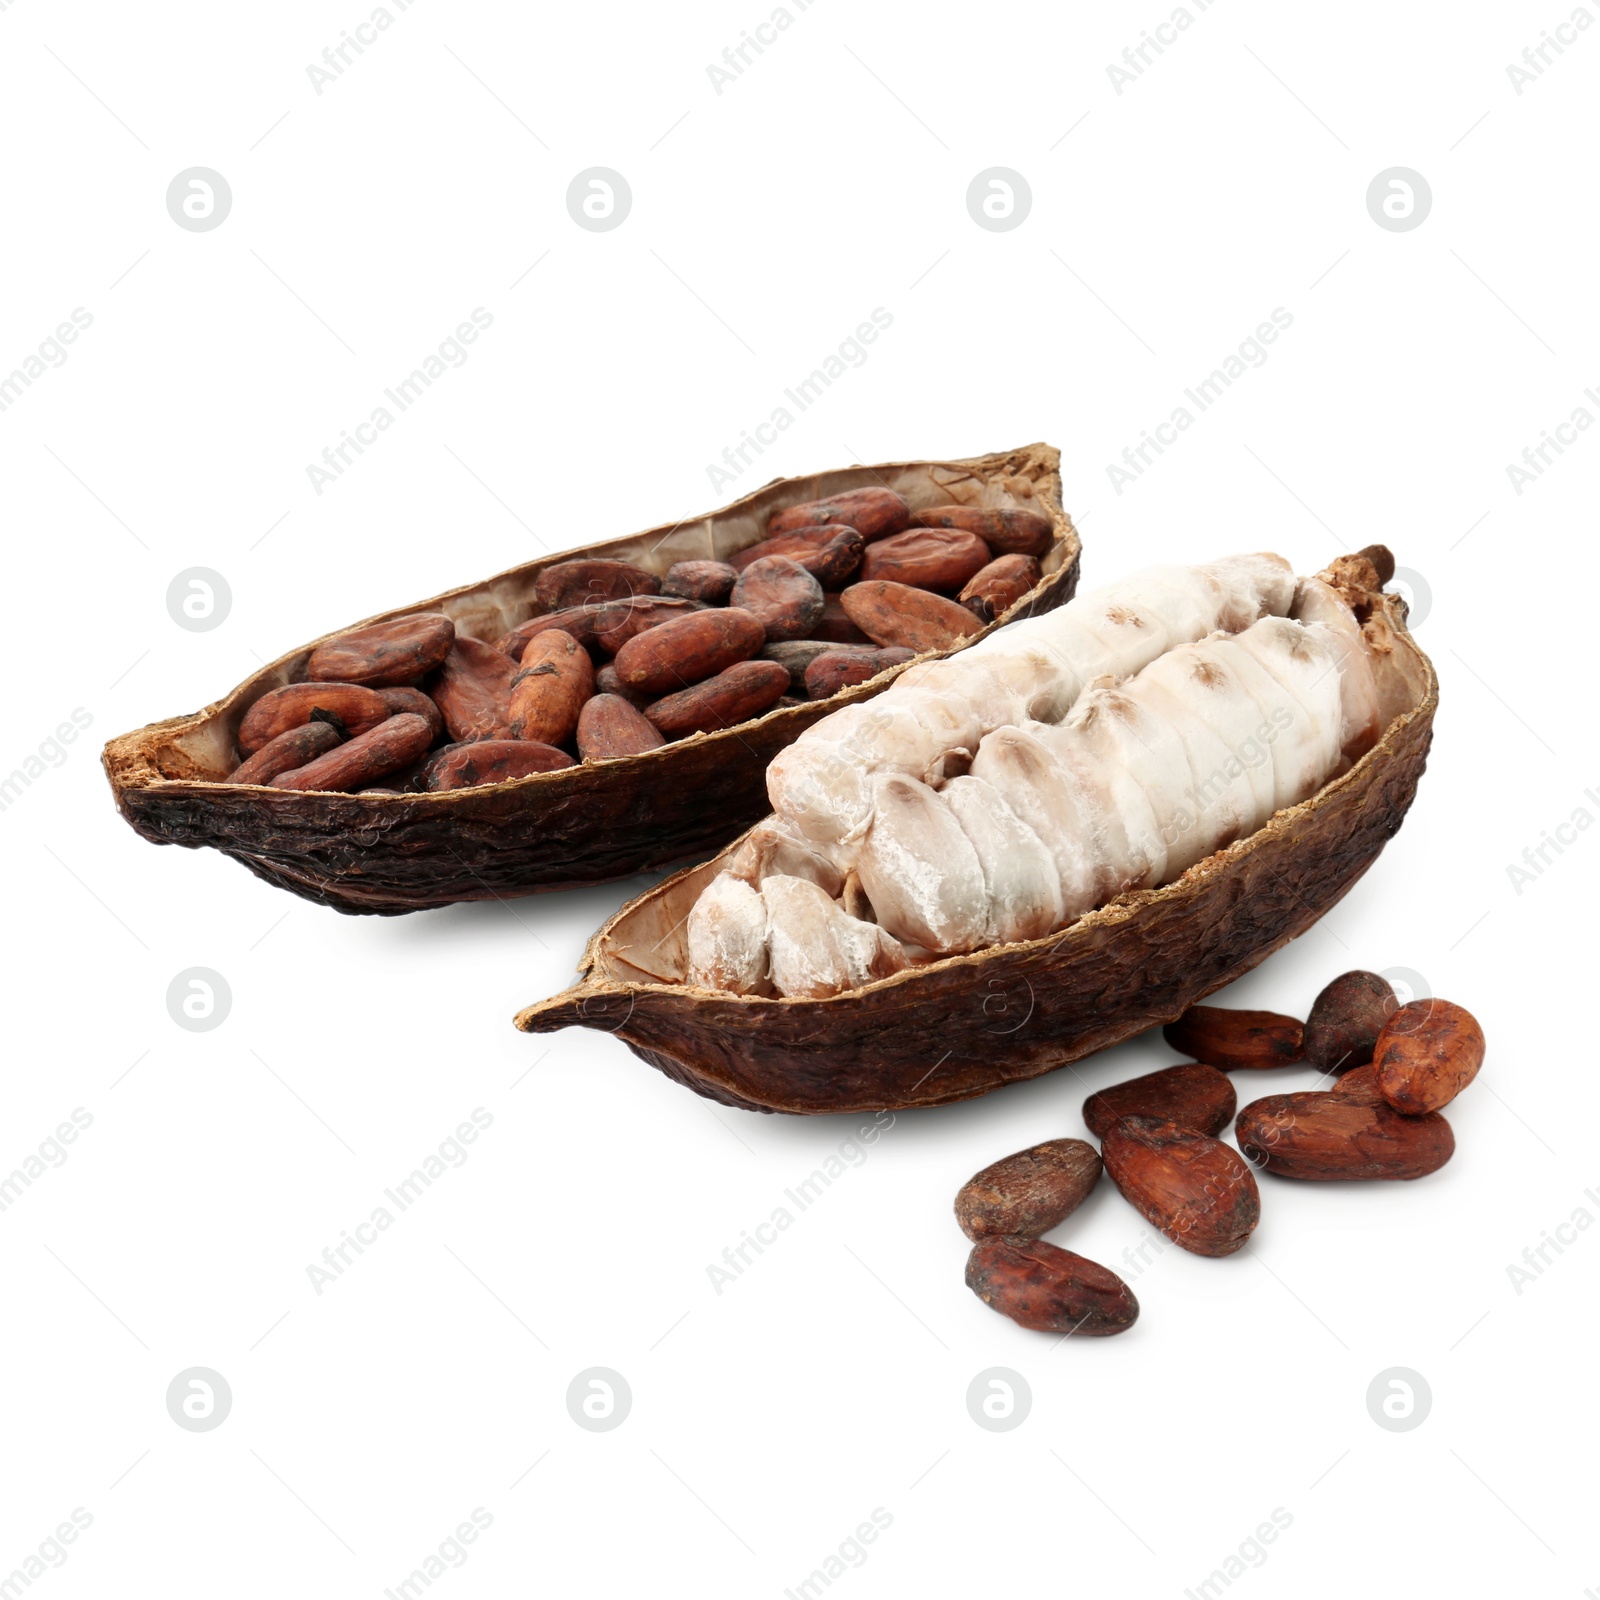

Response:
(2, 1), (1596, 1595)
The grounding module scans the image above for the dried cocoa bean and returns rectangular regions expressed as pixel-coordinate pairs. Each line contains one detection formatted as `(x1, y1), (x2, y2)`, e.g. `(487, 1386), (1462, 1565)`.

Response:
(1325, 1064), (1385, 1105)
(423, 739), (575, 791)
(908, 504), (1054, 556)
(1304, 971), (1398, 1074)
(588, 596), (703, 656)
(815, 592), (871, 644)
(238, 682), (391, 755)
(533, 559), (660, 611)
(729, 557), (824, 643)
(767, 487), (910, 541)
(731, 527), (864, 587)
(729, 528), (837, 572)
(760, 640), (855, 691)
(613, 607), (766, 695)
(305, 612), (455, 687)
(965, 1237), (1138, 1336)
(1373, 999), (1485, 1114)
(859, 528), (992, 592)
(594, 663), (652, 709)
(1163, 1005), (1305, 1069)
(495, 607), (607, 661)
(375, 686), (445, 743)
(510, 629), (594, 746)
(645, 659), (789, 737)
(839, 581), (983, 652)
(429, 637), (518, 742)
(577, 694), (666, 761)
(662, 560), (737, 603)
(804, 647), (914, 699)
(1235, 1089), (1455, 1181)
(960, 554), (1041, 622)
(1082, 1063), (1237, 1140)
(227, 722), (343, 785)
(1102, 1116), (1261, 1257)
(954, 1138), (1102, 1241)
(272, 713), (434, 792)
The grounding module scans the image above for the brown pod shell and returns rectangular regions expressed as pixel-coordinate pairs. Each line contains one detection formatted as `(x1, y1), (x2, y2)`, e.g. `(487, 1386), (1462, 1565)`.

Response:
(1082, 1063), (1237, 1140)
(590, 596), (704, 657)
(533, 559), (660, 611)
(954, 1138), (1102, 1241)
(228, 722), (344, 785)
(965, 1237), (1138, 1336)
(613, 608), (766, 695)
(1163, 1005), (1305, 1069)
(1235, 1090), (1455, 1180)
(578, 695), (666, 761)
(305, 613), (455, 687)
(430, 637), (518, 742)
(376, 686), (445, 744)
(729, 557), (825, 643)
(1102, 1116), (1260, 1257)
(424, 739), (575, 791)
(960, 554), (1042, 622)
(859, 528), (992, 592)
(767, 487), (910, 541)
(909, 504), (1054, 556)
(1304, 970), (1398, 1074)
(815, 592), (872, 644)
(1374, 999), (1485, 1114)
(804, 648), (914, 700)
(662, 560), (737, 604)
(840, 581), (983, 652)
(645, 660), (790, 737)
(510, 630), (594, 746)
(272, 714), (434, 793)
(237, 683), (391, 755)
(594, 663), (652, 710)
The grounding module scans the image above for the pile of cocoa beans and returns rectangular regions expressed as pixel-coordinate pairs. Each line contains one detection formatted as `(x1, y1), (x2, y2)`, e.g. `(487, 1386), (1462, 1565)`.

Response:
(224, 487), (1054, 794)
(960, 972), (1485, 1337)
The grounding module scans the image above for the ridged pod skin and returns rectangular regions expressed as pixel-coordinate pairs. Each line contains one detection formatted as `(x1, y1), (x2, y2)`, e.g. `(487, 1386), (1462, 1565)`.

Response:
(1303, 970), (1398, 1074)
(954, 1139), (1102, 1241)
(1082, 1064), (1237, 1140)
(1235, 1087), (1455, 1180)
(965, 1237), (1138, 1335)
(1374, 999), (1485, 1114)
(1101, 1117), (1261, 1257)
(1163, 1006), (1306, 1070)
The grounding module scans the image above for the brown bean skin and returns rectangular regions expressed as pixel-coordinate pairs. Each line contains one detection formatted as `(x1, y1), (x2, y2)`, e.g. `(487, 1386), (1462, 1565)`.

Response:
(227, 722), (344, 785)
(509, 629), (594, 746)
(965, 1238), (1139, 1336)
(761, 640), (857, 692)
(1102, 1116), (1261, 1258)
(594, 663), (652, 710)
(804, 647), (914, 699)
(305, 613), (455, 687)
(271, 713), (435, 792)
(429, 637), (518, 742)
(859, 528), (992, 592)
(533, 559), (660, 611)
(577, 694), (667, 761)
(645, 659), (790, 737)
(960, 553), (1042, 622)
(375, 686), (445, 743)
(730, 527), (864, 588)
(1235, 1090), (1455, 1181)
(238, 683), (391, 755)
(423, 739), (575, 791)
(839, 581), (983, 652)
(1082, 1063), (1237, 1141)
(814, 593), (871, 644)
(613, 608), (766, 695)
(1304, 971), (1399, 1074)
(662, 560), (737, 603)
(767, 487), (910, 541)
(496, 607), (607, 661)
(1163, 1005), (1306, 1069)
(590, 596), (704, 656)
(729, 556), (824, 643)
(1374, 999), (1486, 1114)
(954, 1138), (1102, 1241)
(908, 504), (1054, 556)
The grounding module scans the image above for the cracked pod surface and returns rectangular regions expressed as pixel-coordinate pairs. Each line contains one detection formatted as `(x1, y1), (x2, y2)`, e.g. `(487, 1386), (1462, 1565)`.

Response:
(102, 444), (1079, 915)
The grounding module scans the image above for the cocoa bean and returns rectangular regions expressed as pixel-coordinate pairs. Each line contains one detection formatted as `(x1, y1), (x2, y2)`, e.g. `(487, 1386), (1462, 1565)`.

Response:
(767, 487), (910, 541)
(496, 607), (607, 661)
(731, 527), (864, 587)
(272, 713), (434, 792)
(954, 1138), (1102, 1241)
(577, 694), (666, 761)
(305, 612), (455, 687)
(594, 663), (652, 710)
(533, 559), (660, 611)
(227, 722), (343, 785)
(908, 504), (1054, 556)
(1373, 999), (1485, 1114)
(804, 647), (914, 699)
(1325, 1064), (1385, 1106)
(645, 659), (789, 737)
(729, 528), (837, 572)
(965, 1237), (1139, 1336)
(375, 686), (445, 743)
(1102, 1116), (1261, 1257)
(423, 739), (575, 791)
(730, 557), (824, 643)
(859, 528), (991, 592)
(1163, 1005), (1305, 1069)
(613, 607), (766, 695)
(815, 592), (871, 644)
(839, 581), (983, 652)
(429, 637), (518, 742)
(1082, 1063), (1236, 1140)
(590, 596), (704, 656)
(960, 554), (1042, 622)
(662, 560), (737, 604)
(761, 640), (857, 692)
(510, 629), (594, 746)
(1235, 1090), (1455, 1181)
(238, 682), (391, 755)
(1304, 971), (1398, 1074)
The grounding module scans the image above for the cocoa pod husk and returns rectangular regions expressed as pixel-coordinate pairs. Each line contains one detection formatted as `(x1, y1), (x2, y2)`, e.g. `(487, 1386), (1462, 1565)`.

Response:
(429, 637), (518, 742)
(859, 528), (991, 592)
(1373, 999), (1485, 1114)
(840, 581), (983, 652)
(960, 553), (1042, 622)
(375, 686), (445, 744)
(227, 722), (343, 785)
(305, 613), (455, 687)
(815, 592), (871, 644)
(590, 596), (704, 656)
(1304, 970), (1398, 1074)
(965, 1237), (1138, 1336)
(594, 663), (651, 710)
(645, 659), (789, 737)
(1082, 1063), (1237, 1140)
(1235, 1089), (1455, 1180)
(533, 559), (660, 611)
(510, 630), (594, 746)
(767, 487), (910, 541)
(238, 683), (391, 755)
(729, 557), (824, 643)
(577, 694), (666, 761)
(613, 608), (766, 696)
(908, 504), (1054, 556)
(272, 713), (434, 793)
(954, 1138), (1102, 1241)
(804, 647), (914, 700)
(1102, 1116), (1261, 1257)
(423, 739), (575, 791)
(1163, 1005), (1305, 1069)
(662, 560), (737, 604)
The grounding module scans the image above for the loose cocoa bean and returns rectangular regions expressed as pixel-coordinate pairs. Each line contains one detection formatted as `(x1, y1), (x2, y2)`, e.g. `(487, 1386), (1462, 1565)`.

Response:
(760, 640), (857, 691)
(375, 686), (445, 743)
(859, 528), (992, 592)
(804, 647), (914, 699)
(730, 556), (825, 643)
(1325, 1064), (1385, 1106)
(238, 682), (391, 755)
(272, 713), (434, 793)
(767, 487), (910, 541)
(729, 528), (838, 572)
(954, 1138), (1102, 1241)
(227, 722), (343, 784)
(510, 629), (594, 746)
(577, 694), (666, 761)
(965, 1237), (1139, 1336)
(1082, 1063), (1237, 1140)
(613, 607), (766, 695)
(662, 560), (738, 604)
(305, 612), (455, 687)
(594, 663), (652, 710)
(1304, 971), (1398, 1074)
(429, 637), (518, 742)
(1235, 1090), (1455, 1181)
(1373, 999), (1485, 1114)
(645, 658), (789, 737)
(908, 504), (1054, 556)
(589, 596), (703, 656)
(731, 527), (864, 588)
(1102, 1116), (1261, 1257)
(533, 558), (660, 611)
(495, 607), (607, 661)
(839, 580), (983, 652)
(423, 739), (575, 791)
(1163, 1005), (1305, 1069)
(815, 592), (871, 644)
(960, 553), (1042, 622)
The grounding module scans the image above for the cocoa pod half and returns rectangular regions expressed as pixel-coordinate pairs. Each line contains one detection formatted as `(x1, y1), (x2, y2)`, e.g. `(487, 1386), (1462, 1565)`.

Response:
(577, 694), (665, 761)
(423, 739), (575, 791)
(1374, 999), (1485, 1114)
(965, 1238), (1138, 1336)
(767, 487), (910, 541)
(730, 557), (824, 643)
(1163, 1005), (1305, 1069)
(1235, 1090), (1455, 1180)
(272, 713), (434, 792)
(954, 1138), (1102, 1241)
(510, 630), (594, 746)
(533, 559), (660, 611)
(1304, 970), (1398, 1074)
(238, 682), (391, 755)
(1102, 1116), (1261, 1257)
(840, 581), (983, 652)
(662, 560), (737, 604)
(859, 528), (991, 592)
(376, 686), (445, 744)
(960, 554), (1041, 622)
(909, 504), (1054, 556)
(429, 637), (518, 742)
(613, 608), (766, 696)
(645, 659), (789, 737)
(305, 612), (455, 687)
(1082, 1063), (1237, 1141)
(227, 721), (343, 785)
(804, 647), (913, 700)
